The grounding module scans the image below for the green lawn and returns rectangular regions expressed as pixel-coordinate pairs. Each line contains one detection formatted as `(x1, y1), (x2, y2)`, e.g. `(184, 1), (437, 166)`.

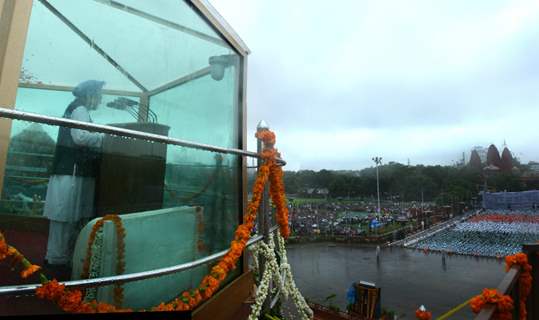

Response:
(288, 197), (364, 205)
(288, 197), (328, 205)
(362, 222), (411, 235)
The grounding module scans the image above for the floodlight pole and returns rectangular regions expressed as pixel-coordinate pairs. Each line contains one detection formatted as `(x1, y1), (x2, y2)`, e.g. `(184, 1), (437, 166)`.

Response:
(372, 157), (382, 217)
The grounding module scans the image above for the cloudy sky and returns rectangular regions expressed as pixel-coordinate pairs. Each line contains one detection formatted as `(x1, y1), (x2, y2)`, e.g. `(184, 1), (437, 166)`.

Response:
(210, 0), (539, 171)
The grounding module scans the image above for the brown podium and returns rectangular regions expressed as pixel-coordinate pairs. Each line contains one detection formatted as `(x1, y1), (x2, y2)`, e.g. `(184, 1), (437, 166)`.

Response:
(95, 122), (170, 216)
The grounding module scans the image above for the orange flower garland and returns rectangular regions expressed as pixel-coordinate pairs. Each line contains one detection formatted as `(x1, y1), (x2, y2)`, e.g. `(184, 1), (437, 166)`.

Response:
(268, 155), (289, 238)
(151, 157), (272, 311)
(255, 129), (276, 147)
(470, 288), (513, 320)
(35, 279), (132, 313)
(1, 128), (290, 314)
(468, 253), (532, 320)
(0, 232), (41, 279)
(150, 128), (287, 311)
(81, 214), (126, 307)
(505, 253), (532, 320)
(256, 129), (290, 238)
(21, 264), (42, 279)
(0, 233), (8, 261)
(415, 308), (432, 320)
(0, 231), (132, 313)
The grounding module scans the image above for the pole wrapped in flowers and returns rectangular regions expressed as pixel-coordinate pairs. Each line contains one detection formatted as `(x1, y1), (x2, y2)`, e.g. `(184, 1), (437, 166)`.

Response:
(255, 128), (290, 238)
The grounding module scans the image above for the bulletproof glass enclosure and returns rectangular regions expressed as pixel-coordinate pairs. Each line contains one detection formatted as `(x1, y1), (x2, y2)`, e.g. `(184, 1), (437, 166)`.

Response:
(0, 0), (248, 310)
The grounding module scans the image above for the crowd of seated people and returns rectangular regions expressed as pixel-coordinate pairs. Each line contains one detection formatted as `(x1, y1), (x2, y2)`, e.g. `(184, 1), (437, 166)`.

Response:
(410, 209), (539, 257)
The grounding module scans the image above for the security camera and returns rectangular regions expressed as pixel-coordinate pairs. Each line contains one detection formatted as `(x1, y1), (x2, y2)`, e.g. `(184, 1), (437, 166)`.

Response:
(209, 54), (238, 81)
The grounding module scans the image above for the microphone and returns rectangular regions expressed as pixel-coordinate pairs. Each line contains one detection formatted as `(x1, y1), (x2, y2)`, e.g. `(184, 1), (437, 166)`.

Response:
(106, 97), (138, 110)
(106, 97), (158, 123)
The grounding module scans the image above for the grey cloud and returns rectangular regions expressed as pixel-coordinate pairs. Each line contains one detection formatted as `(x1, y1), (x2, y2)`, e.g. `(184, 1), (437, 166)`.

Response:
(212, 0), (539, 169)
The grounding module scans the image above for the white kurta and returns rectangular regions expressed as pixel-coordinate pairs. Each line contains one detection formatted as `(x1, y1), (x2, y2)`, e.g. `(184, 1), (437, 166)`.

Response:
(44, 106), (104, 264)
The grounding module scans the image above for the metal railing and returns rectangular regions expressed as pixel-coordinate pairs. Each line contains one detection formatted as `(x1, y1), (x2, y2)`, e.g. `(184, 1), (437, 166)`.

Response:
(0, 107), (286, 166)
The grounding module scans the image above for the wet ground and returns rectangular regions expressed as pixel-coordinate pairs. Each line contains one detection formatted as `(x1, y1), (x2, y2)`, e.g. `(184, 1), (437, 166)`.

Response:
(287, 243), (506, 319)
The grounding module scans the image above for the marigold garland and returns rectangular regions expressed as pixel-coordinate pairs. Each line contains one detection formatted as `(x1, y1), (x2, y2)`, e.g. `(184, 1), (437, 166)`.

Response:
(467, 253), (532, 320)
(255, 130), (276, 147)
(256, 129), (290, 239)
(150, 128), (286, 311)
(0, 128), (291, 313)
(505, 253), (532, 320)
(415, 308), (432, 320)
(0, 233), (8, 260)
(269, 160), (290, 238)
(35, 279), (133, 313)
(470, 288), (513, 320)
(21, 264), (42, 279)
(0, 232), (42, 279)
(81, 214), (126, 308)
(151, 158), (273, 311)
(1, 231), (132, 313)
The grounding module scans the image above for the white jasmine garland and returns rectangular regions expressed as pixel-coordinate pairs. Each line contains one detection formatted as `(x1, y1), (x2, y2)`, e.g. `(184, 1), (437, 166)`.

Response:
(276, 231), (313, 319)
(248, 230), (313, 320)
(250, 249), (259, 275)
(248, 257), (272, 320)
(84, 227), (104, 302)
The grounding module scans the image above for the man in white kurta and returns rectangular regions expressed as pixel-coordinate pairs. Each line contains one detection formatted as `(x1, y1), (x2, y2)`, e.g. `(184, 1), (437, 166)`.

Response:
(44, 80), (105, 266)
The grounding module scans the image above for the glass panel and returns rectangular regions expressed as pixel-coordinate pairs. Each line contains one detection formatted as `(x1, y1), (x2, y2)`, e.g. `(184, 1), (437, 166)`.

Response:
(151, 70), (240, 149)
(19, 1), (139, 91)
(16, 0), (242, 147)
(0, 119), (240, 309)
(13, 88), (140, 141)
(163, 151), (240, 253)
(3, 0), (245, 309)
(19, 0), (236, 91)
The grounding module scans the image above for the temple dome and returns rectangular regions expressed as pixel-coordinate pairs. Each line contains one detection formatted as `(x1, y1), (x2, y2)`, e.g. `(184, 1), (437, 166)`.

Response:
(500, 147), (513, 172)
(468, 149), (482, 170)
(486, 144), (501, 168)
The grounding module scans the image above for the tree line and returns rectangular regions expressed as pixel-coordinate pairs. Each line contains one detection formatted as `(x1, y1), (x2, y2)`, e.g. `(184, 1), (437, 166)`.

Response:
(278, 162), (538, 205)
